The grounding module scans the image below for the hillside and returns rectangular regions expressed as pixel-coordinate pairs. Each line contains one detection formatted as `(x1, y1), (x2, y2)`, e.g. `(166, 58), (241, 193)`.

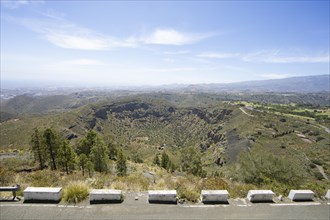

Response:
(184, 74), (330, 93)
(1, 95), (329, 181)
(0, 92), (329, 204)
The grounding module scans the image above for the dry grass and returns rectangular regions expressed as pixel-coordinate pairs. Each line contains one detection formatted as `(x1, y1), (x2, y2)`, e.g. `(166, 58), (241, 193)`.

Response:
(110, 173), (150, 191)
(62, 181), (90, 204)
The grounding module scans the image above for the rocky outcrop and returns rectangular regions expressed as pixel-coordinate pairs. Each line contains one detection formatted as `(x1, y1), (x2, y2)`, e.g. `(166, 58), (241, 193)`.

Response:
(191, 109), (232, 124)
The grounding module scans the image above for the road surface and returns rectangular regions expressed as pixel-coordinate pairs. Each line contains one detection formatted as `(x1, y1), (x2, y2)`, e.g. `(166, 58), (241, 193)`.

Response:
(1, 192), (329, 220)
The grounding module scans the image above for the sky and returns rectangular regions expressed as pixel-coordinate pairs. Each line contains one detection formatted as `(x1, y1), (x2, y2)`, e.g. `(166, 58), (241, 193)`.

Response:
(1, 0), (329, 88)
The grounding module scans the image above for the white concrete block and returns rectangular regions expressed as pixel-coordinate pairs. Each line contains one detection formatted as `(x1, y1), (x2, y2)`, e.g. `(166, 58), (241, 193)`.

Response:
(288, 190), (314, 201)
(148, 190), (177, 203)
(89, 189), (123, 203)
(24, 187), (62, 202)
(325, 190), (330, 200)
(247, 190), (274, 202)
(201, 190), (229, 203)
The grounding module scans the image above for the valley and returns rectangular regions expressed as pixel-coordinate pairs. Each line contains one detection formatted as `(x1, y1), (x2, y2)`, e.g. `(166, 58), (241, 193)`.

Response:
(0, 88), (329, 202)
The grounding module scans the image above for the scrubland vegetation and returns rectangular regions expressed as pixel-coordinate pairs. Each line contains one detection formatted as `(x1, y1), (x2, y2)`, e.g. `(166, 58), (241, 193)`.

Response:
(0, 92), (329, 203)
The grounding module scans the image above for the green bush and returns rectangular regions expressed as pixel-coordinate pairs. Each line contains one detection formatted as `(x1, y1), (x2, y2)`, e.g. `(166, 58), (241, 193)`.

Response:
(234, 149), (306, 188)
(62, 182), (89, 204)
(313, 171), (324, 180)
(309, 163), (316, 169)
(177, 187), (200, 202)
(311, 159), (323, 166)
(229, 183), (256, 198)
(175, 177), (200, 202)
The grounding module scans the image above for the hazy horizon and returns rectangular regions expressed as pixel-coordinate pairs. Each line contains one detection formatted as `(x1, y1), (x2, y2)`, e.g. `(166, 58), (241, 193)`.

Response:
(1, 1), (329, 87)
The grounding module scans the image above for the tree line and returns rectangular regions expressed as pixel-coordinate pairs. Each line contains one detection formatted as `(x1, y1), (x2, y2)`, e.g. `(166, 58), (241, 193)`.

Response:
(30, 128), (127, 176)
(153, 146), (207, 177)
(31, 128), (207, 178)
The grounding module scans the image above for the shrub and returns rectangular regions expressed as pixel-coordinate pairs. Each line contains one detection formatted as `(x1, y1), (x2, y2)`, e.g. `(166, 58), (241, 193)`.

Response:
(62, 182), (89, 204)
(175, 176), (200, 202)
(0, 167), (15, 185)
(25, 170), (60, 187)
(311, 159), (323, 166)
(234, 149), (306, 188)
(228, 183), (256, 198)
(309, 163), (316, 169)
(313, 171), (324, 180)
(201, 177), (229, 190)
(110, 174), (150, 191)
(177, 187), (200, 203)
(316, 136), (325, 142)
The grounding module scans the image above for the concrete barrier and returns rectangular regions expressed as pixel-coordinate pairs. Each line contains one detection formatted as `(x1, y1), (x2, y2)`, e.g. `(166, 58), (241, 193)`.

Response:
(24, 187), (62, 203)
(325, 190), (330, 200)
(247, 190), (274, 202)
(89, 189), (123, 204)
(288, 190), (314, 201)
(148, 190), (177, 204)
(201, 190), (229, 203)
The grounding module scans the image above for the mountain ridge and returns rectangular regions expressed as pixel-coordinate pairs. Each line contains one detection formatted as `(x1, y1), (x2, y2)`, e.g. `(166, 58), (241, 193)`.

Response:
(182, 74), (329, 93)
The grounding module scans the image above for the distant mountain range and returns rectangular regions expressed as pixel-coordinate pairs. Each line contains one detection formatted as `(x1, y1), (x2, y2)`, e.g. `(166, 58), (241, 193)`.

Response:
(183, 75), (329, 93)
(1, 74), (329, 94)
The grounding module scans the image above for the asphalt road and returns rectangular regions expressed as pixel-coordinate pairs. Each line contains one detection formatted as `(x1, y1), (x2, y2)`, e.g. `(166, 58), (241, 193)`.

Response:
(1, 192), (329, 220)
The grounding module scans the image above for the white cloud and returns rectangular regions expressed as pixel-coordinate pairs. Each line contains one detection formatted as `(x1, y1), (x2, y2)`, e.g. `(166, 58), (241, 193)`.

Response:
(63, 59), (103, 66)
(2, 0), (28, 9)
(223, 65), (245, 72)
(1, 0), (43, 9)
(259, 73), (289, 79)
(197, 52), (239, 59)
(139, 67), (196, 73)
(141, 28), (213, 45)
(9, 13), (211, 50)
(163, 58), (176, 63)
(163, 50), (189, 55)
(243, 50), (329, 63)
(45, 33), (110, 50)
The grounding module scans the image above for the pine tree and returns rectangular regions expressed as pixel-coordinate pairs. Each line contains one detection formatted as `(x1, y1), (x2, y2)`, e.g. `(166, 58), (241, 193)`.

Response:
(78, 154), (88, 176)
(108, 142), (118, 160)
(57, 140), (76, 174)
(116, 150), (127, 176)
(30, 128), (47, 170)
(161, 151), (170, 170)
(86, 160), (94, 177)
(77, 130), (98, 156)
(180, 146), (203, 176)
(90, 139), (109, 172)
(43, 128), (59, 170)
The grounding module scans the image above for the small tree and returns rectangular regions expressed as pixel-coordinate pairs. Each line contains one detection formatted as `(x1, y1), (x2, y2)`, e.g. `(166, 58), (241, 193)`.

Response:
(108, 142), (118, 160)
(180, 146), (203, 176)
(78, 154), (88, 176)
(161, 151), (170, 170)
(57, 140), (76, 174)
(43, 128), (59, 170)
(90, 139), (109, 172)
(153, 154), (160, 166)
(30, 128), (47, 169)
(77, 130), (98, 156)
(86, 160), (94, 177)
(116, 150), (127, 176)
